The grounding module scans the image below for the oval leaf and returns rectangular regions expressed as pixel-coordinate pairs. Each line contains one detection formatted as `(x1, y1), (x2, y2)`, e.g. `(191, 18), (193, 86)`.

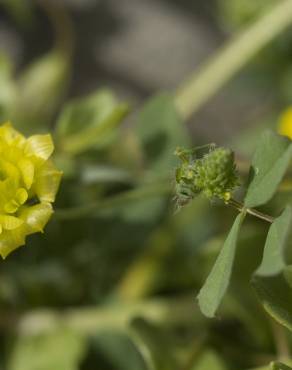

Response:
(244, 131), (292, 208)
(56, 90), (129, 154)
(256, 206), (292, 276)
(197, 212), (246, 318)
(15, 52), (69, 131)
(252, 267), (292, 332)
(8, 329), (86, 370)
(136, 93), (189, 174)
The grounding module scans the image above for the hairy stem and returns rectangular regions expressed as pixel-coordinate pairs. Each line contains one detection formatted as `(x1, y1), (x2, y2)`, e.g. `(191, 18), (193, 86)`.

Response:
(228, 198), (274, 223)
(175, 0), (292, 120)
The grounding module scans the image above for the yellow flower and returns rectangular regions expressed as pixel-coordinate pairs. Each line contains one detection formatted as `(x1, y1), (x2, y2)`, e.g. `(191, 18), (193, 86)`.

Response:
(278, 107), (292, 139)
(0, 122), (62, 258)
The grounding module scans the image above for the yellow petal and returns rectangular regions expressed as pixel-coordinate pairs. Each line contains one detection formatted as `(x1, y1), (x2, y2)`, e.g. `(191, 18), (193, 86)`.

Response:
(19, 202), (53, 234)
(3, 188), (28, 213)
(15, 188), (28, 205)
(25, 134), (54, 160)
(4, 200), (19, 214)
(34, 161), (62, 202)
(278, 107), (292, 139)
(0, 122), (62, 258)
(0, 215), (24, 230)
(18, 159), (34, 189)
(0, 178), (19, 213)
(0, 122), (25, 146)
(0, 227), (26, 259)
(0, 158), (20, 184)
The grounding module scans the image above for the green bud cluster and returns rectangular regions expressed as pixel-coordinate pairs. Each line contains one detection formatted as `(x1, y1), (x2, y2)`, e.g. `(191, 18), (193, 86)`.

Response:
(194, 148), (239, 200)
(175, 146), (239, 207)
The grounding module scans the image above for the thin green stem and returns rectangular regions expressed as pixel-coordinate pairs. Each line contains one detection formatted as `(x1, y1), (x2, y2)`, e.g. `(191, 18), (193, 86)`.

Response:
(175, 0), (292, 120)
(228, 198), (274, 223)
(16, 296), (198, 336)
(55, 181), (171, 220)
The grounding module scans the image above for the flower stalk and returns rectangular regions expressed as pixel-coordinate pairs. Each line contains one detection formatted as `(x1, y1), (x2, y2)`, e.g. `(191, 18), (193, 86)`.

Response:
(227, 198), (274, 224)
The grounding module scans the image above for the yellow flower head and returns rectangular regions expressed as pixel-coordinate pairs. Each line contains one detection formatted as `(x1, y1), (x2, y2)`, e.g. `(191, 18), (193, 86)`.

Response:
(0, 122), (62, 258)
(278, 107), (292, 139)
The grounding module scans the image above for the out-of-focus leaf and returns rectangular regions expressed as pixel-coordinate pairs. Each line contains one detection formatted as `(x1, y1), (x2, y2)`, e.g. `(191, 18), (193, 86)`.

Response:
(83, 331), (146, 370)
(226, 225), (272, 347)
(230, 115), (276, 157)
(116, 196), (211, 301)
(56, 90), (129, 154)
(8, 329), (86, 370)
(218, 0), (275, 31)
(0, 53), (13, 79)
(14, 52), (69, 131)
(244, 131), (292, 208)
(247, 364), (292, 370)
(198, 212), (246, 318)
(252, 266), (292, 331)
(0, 53), (17, 120)
(118, 93), (188, 222)
(271, 362), (292, 370)
(81, 165), (132, 184)
(191, 350), (227, 370)
(1, 0), (35, 26)
(128, 318), (178, 370)
(256, 206), (291, 276)
(248, 365), (271, 370)
(135, 93), (189, 176)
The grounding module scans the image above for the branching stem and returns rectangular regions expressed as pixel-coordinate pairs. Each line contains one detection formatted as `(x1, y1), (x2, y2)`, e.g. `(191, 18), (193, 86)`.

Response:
(228, 198), (274, 223)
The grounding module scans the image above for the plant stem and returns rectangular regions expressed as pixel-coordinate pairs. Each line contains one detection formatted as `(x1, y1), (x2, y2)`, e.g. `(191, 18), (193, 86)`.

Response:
(55, 181), (171, 220)
(175, 0), (292, 120)
(228, 198), (274, 223)
(37, 0), (74, 58)
(16, 296), (198, 336)
(270, 318), (290, 361)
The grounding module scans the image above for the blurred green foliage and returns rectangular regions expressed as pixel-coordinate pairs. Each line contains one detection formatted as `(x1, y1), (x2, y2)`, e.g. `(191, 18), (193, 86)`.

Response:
(0, 1), (291, 370)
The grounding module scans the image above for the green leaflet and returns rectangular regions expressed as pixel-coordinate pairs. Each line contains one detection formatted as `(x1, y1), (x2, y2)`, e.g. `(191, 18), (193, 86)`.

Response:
(252, 207), (292, 331)
(8, 329), (86, 370)
(119, 93), (189, 223)
(191, 350), (227, 370)
(128, 318), (178, 370)
(252, 267), (292, 332)
(56, 90), (129, 154)
(197, 212), (246, 318)
(244, 130), (292, 208)
(15, 51), (69, 132)
(256, 206), (292, 276)
(1, 0), (35, 26)
(135, 93), (190, 175)
(87, 331), (147, 370)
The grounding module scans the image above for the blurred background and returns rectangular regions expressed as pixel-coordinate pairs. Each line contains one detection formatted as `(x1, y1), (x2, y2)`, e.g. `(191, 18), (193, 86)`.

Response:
(0, 0), (291, 369)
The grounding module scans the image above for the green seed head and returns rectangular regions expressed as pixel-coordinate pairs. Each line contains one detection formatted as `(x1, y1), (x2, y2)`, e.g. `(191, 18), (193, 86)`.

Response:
(194, 148), (239, 201)
(174, 146), (239, 206)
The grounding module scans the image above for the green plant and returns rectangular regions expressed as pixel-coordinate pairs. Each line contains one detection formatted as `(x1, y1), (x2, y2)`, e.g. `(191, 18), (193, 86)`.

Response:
(175, 132), (292, 322)
(1, 1), (292, 370)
